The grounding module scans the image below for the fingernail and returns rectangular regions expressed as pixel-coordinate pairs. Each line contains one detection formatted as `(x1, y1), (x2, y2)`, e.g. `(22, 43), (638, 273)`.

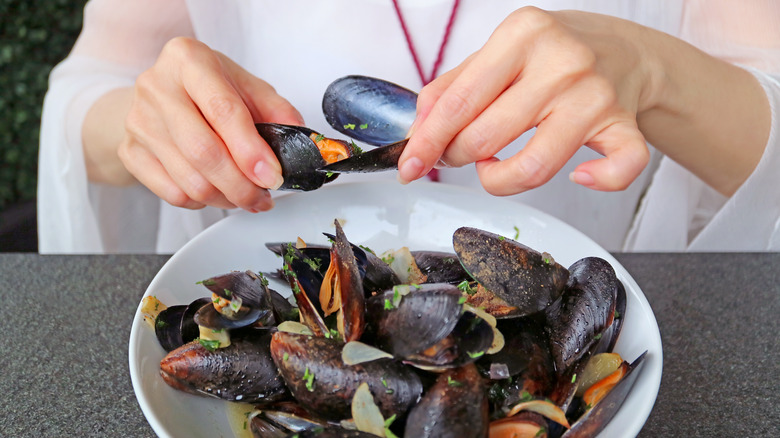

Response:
(254, 161), (284, 190)
(569, 171), (595, 186)
(251, 190), (274, 212)
(397, 157), (425, 184)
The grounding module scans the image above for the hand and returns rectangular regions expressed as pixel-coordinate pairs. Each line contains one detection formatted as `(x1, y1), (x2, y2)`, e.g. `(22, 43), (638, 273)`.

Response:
(118, 37), (303, 211)
(397, 7), (653, 195)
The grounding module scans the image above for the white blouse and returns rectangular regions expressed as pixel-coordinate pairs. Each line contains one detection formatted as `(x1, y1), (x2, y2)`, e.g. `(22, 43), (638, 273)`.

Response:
(37, 0), (780, 253)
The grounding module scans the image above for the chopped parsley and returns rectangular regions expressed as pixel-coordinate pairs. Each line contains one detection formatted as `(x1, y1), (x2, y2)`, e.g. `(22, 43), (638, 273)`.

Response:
(457, 280), (476, 295)
(314, 133), (325, 143)
(283, 352), (289, 362)
(350, 140), (363, 155)
(325, 171), (335, 178)
(343, 123), (356, 130)
(513, 226), (520, 239)
(303, 367), (315, 391)
(467, 350), (484, 359)
(447, 376), (463, 387)
(571, 373), (577, 383)
(198, 338), (220, 352)
(384, 298), (394, 310)
(384, 414), (399, 438)
(304, 257), (322, 271)
(359, 123), (368, 129)
(196, 279), (216, 286)
(155, 318), (168, 328)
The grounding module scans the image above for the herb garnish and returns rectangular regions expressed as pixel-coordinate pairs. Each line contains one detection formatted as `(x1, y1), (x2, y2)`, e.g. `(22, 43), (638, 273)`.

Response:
(303, 367), (315, 391)
(198, 338), (220, 352)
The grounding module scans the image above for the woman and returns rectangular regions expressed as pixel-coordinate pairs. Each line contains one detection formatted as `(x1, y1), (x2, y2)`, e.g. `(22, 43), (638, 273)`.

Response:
(38, 0), (780, 253)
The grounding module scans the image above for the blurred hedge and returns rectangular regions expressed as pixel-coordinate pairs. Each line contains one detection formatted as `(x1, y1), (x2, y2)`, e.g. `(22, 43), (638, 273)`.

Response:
(0, 0), (88, 210)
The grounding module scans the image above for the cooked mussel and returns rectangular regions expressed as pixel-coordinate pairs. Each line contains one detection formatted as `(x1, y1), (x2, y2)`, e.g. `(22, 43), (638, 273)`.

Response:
(365, 283), (494, 369)
(453, 227), (569, 316)
(269, 331), (423, 421)
(319, 75), (419, 175)
(545, 257), (619, 374)
(255, 123), (356, 191)
(322, 75), (416, 146)
(154, 297), (210, 351)
(159, 331), (288, 403)
(193, 270), (275, 330)
(404, 364), (489, 438)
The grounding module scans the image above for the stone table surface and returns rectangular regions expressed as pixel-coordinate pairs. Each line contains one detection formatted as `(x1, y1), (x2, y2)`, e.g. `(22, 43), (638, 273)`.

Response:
(0, 253), (778, 437)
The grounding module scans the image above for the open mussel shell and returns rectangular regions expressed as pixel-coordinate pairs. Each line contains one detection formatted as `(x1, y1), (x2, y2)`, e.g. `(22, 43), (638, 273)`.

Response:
(404, 364), (489, 438)
(159, 331), (288, 403)
(322, 75), (417, 146)
(412, 250), (470, 284)
(365, 284), (462, 358)
(365, 283), (493, 369)
(453, 227), (570, 316)
(255, 123), (346, 191)
(194, 270), (275, 330)
(155, 297), (211, 351)
(269, 331), (423, 421)
(478, 314), (556, 397)
(544, 257), (619, 374)
(319, 139), (407, 174)
(562, 351), (648, 437)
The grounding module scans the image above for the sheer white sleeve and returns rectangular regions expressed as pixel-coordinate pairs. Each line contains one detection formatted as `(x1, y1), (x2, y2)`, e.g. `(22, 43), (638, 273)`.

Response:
(624, 0), (780, 250)
(37, 0), (195, 253)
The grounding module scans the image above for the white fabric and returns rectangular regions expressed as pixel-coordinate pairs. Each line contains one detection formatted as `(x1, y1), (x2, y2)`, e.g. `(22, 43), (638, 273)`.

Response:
(37, 0), (780, 253)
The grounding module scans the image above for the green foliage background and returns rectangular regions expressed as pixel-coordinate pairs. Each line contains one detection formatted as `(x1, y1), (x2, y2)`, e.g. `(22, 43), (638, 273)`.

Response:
(0, 0), (89, 210)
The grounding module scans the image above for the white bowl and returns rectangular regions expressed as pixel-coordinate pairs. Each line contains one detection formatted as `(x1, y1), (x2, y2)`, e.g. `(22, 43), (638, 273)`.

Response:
(129, 181), (662, 438)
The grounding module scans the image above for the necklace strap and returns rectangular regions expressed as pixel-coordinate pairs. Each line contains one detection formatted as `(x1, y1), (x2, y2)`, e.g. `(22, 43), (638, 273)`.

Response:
(391, 0), (461, 86)
(391, 0), (460, 182)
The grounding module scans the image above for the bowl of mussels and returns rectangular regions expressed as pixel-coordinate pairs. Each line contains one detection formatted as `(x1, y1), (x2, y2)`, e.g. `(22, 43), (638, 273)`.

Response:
(128, 180), (662, 438)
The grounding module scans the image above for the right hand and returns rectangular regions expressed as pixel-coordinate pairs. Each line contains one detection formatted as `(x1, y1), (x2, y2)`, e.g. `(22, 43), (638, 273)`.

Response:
(118, 37), (304, 212)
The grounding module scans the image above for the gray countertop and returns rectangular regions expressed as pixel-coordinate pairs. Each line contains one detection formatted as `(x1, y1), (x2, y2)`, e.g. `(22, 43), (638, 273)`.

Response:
(0, 253), (778, 437)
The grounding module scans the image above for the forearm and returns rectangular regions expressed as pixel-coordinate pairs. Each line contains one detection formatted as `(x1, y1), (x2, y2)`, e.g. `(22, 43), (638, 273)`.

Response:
(82, 87), (136, 185)
(637, 29), (771, 196)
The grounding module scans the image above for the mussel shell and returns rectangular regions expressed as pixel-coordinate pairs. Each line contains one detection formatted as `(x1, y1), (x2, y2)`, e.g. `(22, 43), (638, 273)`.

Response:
(365, 284), (463, 358)
(322, 232), (399, 293)
(412, 250), (470, 284)
(280, 427), (378, 438)
(405, 312), (495, 370)
(159, 332), (288, 403)
(452, 227), (569, 316)
(545, 257), (619, 374)
(198, 270), (274, 311)
(155, 297), (211, 351)
(255, 123), (341, 191)
(322, 75), (416, 146)
(562, 351), (648, 437)
(478, 314), (556, 396)
(404, 364), (489, 438)
(330, 219), (366, 342)
(269, 332), (423, 421)
(194, 304), (271, 330)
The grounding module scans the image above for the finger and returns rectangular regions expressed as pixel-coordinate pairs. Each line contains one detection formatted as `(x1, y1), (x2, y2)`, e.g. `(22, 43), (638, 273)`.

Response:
(119, 140), (206, 210)
(473, 109), (586, 196)
(174, 40), (284, 190)
(571, 122), (649, 191)
(219, 54), (304, 126)
(398, 40), (527, 183)
(160, 96), (276, 211)
(413, 56), (473, 132)
(439, 69), (571, 169)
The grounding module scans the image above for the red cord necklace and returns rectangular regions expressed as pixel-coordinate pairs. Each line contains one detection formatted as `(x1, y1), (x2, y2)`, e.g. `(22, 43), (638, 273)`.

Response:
(391, 0), (461, 181)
